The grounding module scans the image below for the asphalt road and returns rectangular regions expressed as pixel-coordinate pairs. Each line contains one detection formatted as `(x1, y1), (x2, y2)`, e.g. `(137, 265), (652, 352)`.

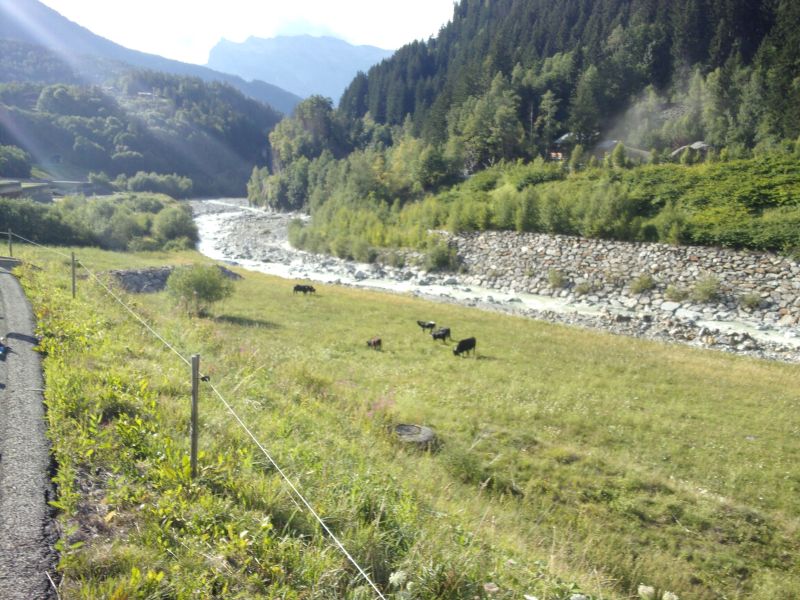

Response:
(0, 263), (57, 599)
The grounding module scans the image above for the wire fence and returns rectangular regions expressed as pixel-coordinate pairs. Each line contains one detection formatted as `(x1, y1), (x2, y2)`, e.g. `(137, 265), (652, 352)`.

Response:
(5, 232), (387, 600)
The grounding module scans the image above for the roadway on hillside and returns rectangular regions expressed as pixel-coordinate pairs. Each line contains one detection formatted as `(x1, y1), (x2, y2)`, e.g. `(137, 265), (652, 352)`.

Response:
(0, 261), (57, 599)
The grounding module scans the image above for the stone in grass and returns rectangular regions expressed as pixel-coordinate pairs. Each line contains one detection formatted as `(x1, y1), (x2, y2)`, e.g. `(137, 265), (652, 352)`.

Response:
(393, 424), (438, 451)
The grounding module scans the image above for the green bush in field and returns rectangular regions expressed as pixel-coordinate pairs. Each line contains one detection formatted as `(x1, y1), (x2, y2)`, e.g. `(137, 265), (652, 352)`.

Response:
(166, 264), (234, 316)
(630, 273), (656, 294)
(691, 275), (722, 303)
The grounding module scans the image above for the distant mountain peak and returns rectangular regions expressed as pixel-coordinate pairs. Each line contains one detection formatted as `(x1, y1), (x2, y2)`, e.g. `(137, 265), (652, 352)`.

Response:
(206, 34), (394, 103)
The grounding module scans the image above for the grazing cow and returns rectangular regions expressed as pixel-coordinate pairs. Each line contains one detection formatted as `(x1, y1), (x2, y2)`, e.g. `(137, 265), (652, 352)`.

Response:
(293, 284), (316, 294)
(416, 320), (436, 332)
(366, 337), (382, 350)
(431, 327), (451, 342)
(453, 337), (476, 357)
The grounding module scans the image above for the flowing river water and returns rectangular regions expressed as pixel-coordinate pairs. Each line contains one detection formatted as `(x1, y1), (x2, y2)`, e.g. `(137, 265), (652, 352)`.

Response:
(190, 198), (800, 361)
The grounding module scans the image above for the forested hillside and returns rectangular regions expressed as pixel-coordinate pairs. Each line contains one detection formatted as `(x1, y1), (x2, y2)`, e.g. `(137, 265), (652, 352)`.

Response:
(0, 0), (302, 114)
(0, 59), (282, 195)
(339, 0), (795, 146)
(250, 0), (800, 260)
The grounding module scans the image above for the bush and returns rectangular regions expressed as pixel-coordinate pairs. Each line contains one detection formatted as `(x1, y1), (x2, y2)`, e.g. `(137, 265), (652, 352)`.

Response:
(162, 236), (195, 252)
(665, 284), (689, 302)
(425, 241), (458, 272)
(739, 292), (762, 310)
(127, 237), (161, 252)
(126, 171), (193, 199)
(548, 269), (568, 289)
(153, 206), (198, 245)
(166, 265), (234, 316)
(574, 281), (594, 296)
(352, 239), (378, 263)
(691, 275), (721, 303)
(630, 274), (656, 294)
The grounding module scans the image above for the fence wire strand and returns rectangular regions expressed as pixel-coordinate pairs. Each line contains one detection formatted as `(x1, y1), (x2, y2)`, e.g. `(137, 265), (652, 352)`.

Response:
(78, 262), (192, 368)
(7, 231), (73, 260)
(7, 237), (386, 599)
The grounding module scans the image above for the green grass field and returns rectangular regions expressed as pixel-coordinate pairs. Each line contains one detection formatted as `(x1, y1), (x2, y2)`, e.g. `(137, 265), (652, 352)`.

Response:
(15, 246), (800, 599)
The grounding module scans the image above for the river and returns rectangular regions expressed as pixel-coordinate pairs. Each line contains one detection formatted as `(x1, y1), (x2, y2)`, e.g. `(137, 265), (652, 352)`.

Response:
(190, 198), (800, 362)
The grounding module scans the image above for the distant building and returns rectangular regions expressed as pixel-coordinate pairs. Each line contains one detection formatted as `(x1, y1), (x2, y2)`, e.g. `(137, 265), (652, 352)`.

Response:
(549, 135), (651, 164)
(549, 133), (574, 161)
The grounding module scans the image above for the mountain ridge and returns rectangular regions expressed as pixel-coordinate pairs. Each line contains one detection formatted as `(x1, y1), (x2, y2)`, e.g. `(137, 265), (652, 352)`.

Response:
(0, 0), (301, 114)
(207, 34), (394, 103)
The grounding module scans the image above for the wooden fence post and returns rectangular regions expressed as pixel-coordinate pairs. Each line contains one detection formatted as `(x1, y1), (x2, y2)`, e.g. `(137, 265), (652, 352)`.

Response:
(191, 354), (200, 479)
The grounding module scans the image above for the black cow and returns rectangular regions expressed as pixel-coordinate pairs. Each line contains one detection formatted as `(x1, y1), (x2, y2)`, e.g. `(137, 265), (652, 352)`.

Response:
(431, 327), (451, 342)
(366, 337), (382, 350)
(293, 284), (316, 294)
(453, 337), (476, 357)
(416, 320), (436, 332)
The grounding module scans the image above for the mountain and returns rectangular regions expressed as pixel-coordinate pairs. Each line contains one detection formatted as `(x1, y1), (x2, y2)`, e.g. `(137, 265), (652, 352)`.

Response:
(0, 0), (301, 114)
(207, 35), (394, 104)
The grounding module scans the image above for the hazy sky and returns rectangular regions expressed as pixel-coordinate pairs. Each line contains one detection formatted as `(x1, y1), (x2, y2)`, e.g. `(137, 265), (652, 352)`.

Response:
(37, 0), (456, 64)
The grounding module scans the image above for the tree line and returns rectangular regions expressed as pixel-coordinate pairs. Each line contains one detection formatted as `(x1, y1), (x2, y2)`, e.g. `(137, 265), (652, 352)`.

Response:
(249, 0), (800, 263)
(0, 67), (281, 196)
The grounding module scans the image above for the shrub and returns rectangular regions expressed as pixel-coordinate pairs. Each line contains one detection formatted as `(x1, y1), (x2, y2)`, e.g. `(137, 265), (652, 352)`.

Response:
(126, 171), (193, 199)
(630, 274), (656, 294)
(127, 237), (161, 252)
(166, 265), (234, 316)
(739, 292), (762, 310)
(691, 275), (721, 303)
(425, 241), (459, 272)
(351, 238), (378, 263)
(574, 281), (594, 296)
(548, 269), (568, 289)
(665, 284), (689, 302)
(162, 236), (195, 251)
(153, 206), (198, 245)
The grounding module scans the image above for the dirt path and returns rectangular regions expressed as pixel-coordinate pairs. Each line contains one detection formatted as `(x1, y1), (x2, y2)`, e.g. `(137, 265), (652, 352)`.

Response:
(0, 262), (58, 599)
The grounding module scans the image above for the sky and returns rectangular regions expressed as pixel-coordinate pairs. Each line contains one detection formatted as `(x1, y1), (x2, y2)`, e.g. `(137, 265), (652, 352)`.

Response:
(37, 0), (456, 64)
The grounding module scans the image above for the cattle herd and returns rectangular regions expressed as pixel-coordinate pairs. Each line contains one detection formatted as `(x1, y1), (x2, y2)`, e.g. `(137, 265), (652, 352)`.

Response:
(365, 322), (476, 356)
(293, 283), (478, 358)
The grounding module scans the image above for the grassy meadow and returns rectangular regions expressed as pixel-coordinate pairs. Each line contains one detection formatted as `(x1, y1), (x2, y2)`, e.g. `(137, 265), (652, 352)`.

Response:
(14, 246), (800, 599)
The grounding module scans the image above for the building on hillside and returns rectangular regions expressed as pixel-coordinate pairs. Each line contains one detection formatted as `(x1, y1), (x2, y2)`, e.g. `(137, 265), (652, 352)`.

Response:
(549, 132), (574, 161)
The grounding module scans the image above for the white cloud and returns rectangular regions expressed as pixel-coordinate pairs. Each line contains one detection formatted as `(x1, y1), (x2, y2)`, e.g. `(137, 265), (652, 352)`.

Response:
(39, 0), (454, 64)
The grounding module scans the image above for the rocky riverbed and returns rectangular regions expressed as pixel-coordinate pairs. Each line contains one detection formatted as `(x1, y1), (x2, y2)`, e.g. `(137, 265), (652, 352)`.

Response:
(189, 199), (800, 363)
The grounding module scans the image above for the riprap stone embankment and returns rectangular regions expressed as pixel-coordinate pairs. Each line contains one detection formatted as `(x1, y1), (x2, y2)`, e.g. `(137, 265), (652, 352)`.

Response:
(451, 231), (800, 327)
